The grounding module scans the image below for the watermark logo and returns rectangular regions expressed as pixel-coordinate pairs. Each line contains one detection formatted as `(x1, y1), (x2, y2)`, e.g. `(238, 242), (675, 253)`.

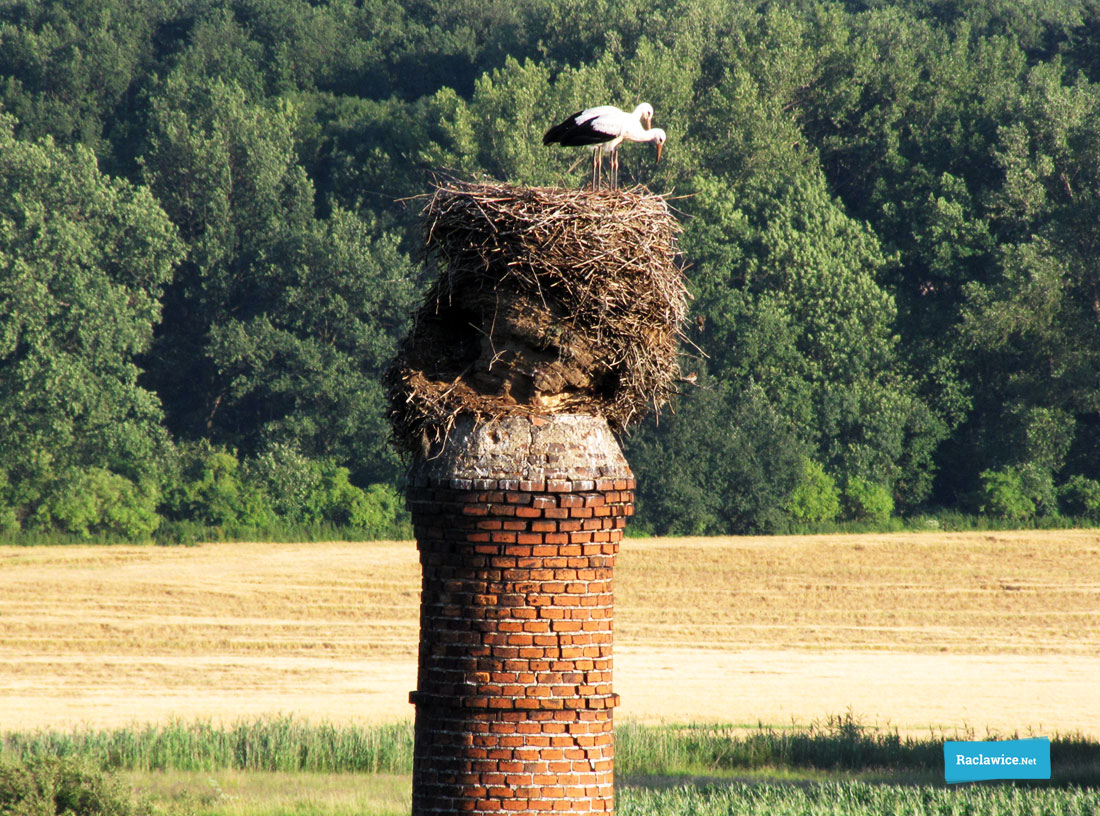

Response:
(944, 738), (1051, 783)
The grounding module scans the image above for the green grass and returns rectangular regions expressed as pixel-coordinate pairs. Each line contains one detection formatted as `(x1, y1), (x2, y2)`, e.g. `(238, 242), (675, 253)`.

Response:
(618, 782), (1100, 815)
(616, 716), (1100, 787)
(2, 718), (413, 774)
(4, 717), (1098, 814)
(134, 776), (1100, 816)
(125, 770), (410, 816)
(5, 716), (1098, 783)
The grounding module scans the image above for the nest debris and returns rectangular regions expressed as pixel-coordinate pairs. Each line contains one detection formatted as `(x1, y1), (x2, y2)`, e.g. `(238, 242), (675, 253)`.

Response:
(386, 180), (688, 454)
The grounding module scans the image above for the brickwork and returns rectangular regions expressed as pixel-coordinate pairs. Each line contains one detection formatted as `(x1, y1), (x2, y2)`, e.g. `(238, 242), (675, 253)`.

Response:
(407, 415), (633, 815)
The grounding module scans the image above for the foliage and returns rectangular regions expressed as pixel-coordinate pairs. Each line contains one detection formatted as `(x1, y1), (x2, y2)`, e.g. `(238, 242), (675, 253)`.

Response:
(0, 113), (181, 494)
(141, 73), (419, 489)
(0, 470), (17, 537)
(683, 170), (944, 511)
(0, 755), (136, 816)
(1059, 474), (1100, 521)
(626, 380), (805, 535)
(4, 0), (1100, 537)
(162, 442), (274, 531)
(32, 469), (160, 541)
(244, 445), (412, 537)
(353, 483), (414, 540)
(978, 467), (1036, 520)
(785, 460), (841, 524)
(843, 477), (895, 523)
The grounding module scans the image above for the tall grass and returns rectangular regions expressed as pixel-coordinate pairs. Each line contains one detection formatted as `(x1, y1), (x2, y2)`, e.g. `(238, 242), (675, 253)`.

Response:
(1, 718), (412, 774)
(616, 714), (940, 776)
(5, 716), (1097, 785)
(616, 715), (1100, 786)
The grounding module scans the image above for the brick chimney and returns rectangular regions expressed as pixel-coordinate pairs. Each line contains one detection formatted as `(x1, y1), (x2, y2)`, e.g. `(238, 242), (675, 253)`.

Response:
(406, 414), (633, 815)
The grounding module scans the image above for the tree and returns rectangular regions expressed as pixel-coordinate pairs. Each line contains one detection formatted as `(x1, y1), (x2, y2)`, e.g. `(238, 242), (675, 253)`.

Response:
(0, 0), (165, 163)
(953, 60), (1100, 497)
(626, 379), (806, 535)
(0, 113), (182, 528)
(141, 74), (419, 485)
(684, 170), (944, 508)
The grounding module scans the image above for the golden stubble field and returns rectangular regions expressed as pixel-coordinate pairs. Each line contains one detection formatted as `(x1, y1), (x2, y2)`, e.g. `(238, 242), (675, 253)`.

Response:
(1, 530), (1098, 736)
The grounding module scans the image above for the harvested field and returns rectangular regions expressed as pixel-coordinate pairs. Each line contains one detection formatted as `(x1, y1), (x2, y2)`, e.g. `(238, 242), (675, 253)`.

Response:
(1, 531), (1098, 736)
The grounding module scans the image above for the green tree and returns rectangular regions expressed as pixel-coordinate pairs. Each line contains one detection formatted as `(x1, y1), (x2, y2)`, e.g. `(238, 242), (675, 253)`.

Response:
(685, 170), (943, 508)
(163, 442), (273, 530)
(34, 468), (160, 540)
(0, 114), (181, 531)
(1059, 474), (1100, 521)
(953, 61), (1100, 495)
(786, 459), (841, 524)
(978, 467), (1035, 520)
(142, 74), (419, 484)
(626, 379), (806, 535)
(842, 476), (895, 523)
(0, 0), (165, 163)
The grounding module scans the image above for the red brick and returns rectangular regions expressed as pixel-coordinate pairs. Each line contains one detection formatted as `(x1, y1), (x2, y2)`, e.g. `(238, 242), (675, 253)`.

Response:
(409, 463), (632, 816)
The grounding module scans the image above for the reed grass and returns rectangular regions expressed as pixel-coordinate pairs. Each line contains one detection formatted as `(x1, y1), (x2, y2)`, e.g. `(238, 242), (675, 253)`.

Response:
(616, 716), (1100, 786)
(5, 716), (1097, 785)
(1, 718), (412, 774)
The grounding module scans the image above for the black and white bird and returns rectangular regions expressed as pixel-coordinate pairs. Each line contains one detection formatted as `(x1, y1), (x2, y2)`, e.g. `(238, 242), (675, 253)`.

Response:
(543, 102), (666, 189)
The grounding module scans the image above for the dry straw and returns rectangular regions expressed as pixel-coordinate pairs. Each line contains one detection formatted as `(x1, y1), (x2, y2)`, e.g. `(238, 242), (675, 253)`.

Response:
(386, 180), (688, 453)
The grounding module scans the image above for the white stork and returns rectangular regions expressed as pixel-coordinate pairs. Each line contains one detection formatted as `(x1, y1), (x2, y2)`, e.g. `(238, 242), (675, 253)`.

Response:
(543, 102), (666, 189)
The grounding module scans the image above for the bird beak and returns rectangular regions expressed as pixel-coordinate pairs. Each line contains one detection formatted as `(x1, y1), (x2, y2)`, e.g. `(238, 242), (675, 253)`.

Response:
(644, 112), (653, 129)
(656, 141), (663, 163)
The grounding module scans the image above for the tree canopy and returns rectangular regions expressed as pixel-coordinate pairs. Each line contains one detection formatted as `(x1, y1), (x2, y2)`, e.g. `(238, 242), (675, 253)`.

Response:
(3, 0), (1100, 537)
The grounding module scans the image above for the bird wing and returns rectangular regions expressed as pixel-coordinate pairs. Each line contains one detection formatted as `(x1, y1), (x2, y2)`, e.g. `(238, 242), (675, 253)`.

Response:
(543, 106), (628, 146)
(573, 107), (629, 138)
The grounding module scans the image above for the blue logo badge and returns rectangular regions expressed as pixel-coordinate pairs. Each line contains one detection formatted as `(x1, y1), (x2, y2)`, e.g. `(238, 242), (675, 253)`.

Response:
(944, 738), (1051, 783)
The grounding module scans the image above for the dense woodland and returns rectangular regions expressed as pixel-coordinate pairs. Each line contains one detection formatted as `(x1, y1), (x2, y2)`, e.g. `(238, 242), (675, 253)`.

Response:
(2, 0), (1100, 540)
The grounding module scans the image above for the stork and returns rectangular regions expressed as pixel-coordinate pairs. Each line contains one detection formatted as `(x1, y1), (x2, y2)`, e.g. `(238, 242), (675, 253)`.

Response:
(543, 102), (666, 189)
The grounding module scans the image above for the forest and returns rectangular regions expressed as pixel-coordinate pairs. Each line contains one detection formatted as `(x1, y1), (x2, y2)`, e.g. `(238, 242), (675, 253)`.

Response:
(2, 0), (1100, 540)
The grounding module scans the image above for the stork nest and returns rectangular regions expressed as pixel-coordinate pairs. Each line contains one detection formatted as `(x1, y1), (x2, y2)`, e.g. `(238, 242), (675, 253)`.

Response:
(386, 180), (688, 454)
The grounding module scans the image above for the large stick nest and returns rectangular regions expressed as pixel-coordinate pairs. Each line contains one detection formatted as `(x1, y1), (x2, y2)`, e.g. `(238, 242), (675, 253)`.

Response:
(386, 180), (688, 454)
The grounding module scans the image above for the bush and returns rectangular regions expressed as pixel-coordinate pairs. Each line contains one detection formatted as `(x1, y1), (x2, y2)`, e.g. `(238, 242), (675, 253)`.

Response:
(31, 468), (160, 540)
(163, 442), (274, 529)
(243, 444), (411, 536)
(245, 444), (325, 525)
(842, 477), (894, 522)
(350, 482), (413, 539)
(1059, 475), (1100, 521)
(0, 469), (18, 537)
(978, 467), (1035, 520)
(785, 459), (841, 523)
(0, 755), (135, 816)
